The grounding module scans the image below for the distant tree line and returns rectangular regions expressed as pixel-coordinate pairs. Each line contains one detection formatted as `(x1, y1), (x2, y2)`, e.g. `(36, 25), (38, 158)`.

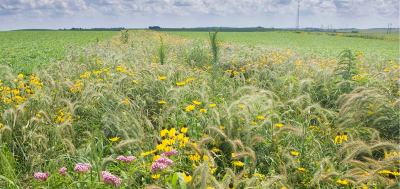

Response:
(58, 27), (126, 31)
(149, 26), (161, 30)
(148, 26), (281, 32)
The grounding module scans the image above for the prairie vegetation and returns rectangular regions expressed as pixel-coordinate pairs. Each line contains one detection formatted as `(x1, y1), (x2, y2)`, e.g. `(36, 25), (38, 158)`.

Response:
(0, 30), (398, 188)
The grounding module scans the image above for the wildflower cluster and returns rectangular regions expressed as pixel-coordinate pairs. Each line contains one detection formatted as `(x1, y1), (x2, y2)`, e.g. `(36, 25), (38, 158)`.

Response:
(101, 171), (122, 186)
(116, 155), (136, 162)
(74, 163), (92, 173)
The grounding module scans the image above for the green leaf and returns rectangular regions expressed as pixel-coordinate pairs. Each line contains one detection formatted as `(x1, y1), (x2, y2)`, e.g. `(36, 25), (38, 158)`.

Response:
(171, 172), (178, 189)
(176, 172), (187, 189)
(0, 175), (16, 187)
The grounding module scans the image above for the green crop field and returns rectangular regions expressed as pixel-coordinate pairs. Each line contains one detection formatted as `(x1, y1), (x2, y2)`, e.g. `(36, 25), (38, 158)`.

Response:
(0, 31), (118, 75)
(341, 29), (399, 36)
(165, 31), (399, 59)
(0, 30), (398, 188)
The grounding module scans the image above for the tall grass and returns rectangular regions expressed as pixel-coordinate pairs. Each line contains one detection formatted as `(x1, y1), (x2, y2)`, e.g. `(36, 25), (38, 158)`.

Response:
(209, 29), (220, 80)
(0, 29), (398, 188)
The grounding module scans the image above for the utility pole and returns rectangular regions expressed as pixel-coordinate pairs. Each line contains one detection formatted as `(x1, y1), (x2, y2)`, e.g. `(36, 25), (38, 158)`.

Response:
(389, 23), (392, 34)
(387, 23), (390, 34)
(296, 0), (300, 30)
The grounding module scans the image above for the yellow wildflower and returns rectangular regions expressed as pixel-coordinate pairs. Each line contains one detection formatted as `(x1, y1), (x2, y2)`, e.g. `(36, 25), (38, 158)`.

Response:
(185, 105), (195, 112)
(220, 126), (226, 130)
(336, 179), (348, 185)
(181, 124), (188, 133)
(209, 104), (216, 107)
(109, 137), (120, 142)
(253, 173), (264, 178)
(153, 154), (161, 162)
(200, 109), (207, 113)
(190, 153), (200, 162)
(158, 76), (167, 80)
(186, 78), (194, 83)
(165, 145), (173, 152)
(297, 167), (305, 171)
(238, 105), (244, 109)
(176, 82), (185, 86)
(212, 147), (221, 153)
(158, 100), (166, 104)
(160, 127), (169, 137)
(378, 170), (392, 174)
(18, 73), (24, 79)
(168, 126), (176, 138)
(156, 142), (165, 151)
(275, 123), (284, 127)
(141, 150), (155, 156)
(341, 132), (348, 141)
(182, 172), (192, 183)
(177, 133), (184, 141)
(334, 133), (342, 145)
(132, 80), (138, 84)
(291, 151), (299, 156)
(257, 116), (264, 120)
(151, 174), (160, 179)
(192, 100), (202, 105)
(232, 161), (244, 166)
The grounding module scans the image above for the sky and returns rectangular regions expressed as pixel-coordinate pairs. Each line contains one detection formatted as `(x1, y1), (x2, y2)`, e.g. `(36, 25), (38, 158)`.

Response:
(0, 0), (398, 31)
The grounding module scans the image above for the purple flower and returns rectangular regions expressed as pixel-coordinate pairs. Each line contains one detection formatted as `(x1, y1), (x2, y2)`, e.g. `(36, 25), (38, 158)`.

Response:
(116, 156), (125, 161)
(34, 172), (49, 180)
(150, 155), (174, 172)
(116, 155), (136, 163)
(163, 149), (178, 156)
(74, 163), (92, 173)
(59, 167), (67, 175)
(156, 156), (173, 165)
(150, 162), (168, 173)
(101, 171), (122, 186)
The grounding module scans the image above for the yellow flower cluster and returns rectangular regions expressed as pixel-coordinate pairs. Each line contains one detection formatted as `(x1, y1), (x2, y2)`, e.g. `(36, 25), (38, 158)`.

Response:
(157, 124), (190, 155)
(378, 170), (400, 176)
(334, 132), (348, 145)
(53, 107), (72, 123)
(336, 179), (348, 185)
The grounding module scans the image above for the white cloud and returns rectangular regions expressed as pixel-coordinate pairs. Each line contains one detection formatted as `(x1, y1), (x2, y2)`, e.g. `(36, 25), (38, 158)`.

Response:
(0, 0), (398, 30)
